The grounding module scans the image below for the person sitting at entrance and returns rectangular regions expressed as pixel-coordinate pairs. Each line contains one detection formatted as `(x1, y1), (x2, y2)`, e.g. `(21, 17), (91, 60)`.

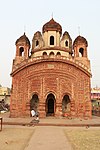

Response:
(31, 109), (35, 117)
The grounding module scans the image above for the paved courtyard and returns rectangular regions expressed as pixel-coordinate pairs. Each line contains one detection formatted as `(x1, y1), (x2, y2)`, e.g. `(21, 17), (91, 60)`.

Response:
(24, 126), (73, 150)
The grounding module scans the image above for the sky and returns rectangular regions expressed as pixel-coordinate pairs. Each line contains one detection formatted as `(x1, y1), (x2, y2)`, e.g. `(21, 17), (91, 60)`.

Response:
(0, 0), (100, 88)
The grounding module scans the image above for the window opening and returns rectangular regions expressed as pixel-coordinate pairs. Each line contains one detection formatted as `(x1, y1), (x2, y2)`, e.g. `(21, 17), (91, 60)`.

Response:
(36, 40), (39, 46)
(79, 48), (84, 57)
(19, 47), (24, 57)
(65, 40), (68, 47)
(50, 36), (54, 45)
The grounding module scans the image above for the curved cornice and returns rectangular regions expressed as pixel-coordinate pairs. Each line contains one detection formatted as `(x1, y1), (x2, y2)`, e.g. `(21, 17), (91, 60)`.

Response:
(11, 56), (92, 77)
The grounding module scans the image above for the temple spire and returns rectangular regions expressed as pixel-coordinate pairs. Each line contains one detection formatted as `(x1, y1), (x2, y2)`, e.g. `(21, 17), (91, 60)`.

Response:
(52, 12), (53, 18)
(78, 26), (80, 35)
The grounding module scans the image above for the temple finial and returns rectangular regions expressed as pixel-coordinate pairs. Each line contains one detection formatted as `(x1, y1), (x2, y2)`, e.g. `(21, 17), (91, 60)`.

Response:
(78, 26), (80, 35)
(24, 25), (26, 34)
(52, 12), (53, 19)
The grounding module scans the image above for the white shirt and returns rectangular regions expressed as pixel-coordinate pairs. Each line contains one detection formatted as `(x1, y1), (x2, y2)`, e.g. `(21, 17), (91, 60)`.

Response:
(31, 110), (35, 117)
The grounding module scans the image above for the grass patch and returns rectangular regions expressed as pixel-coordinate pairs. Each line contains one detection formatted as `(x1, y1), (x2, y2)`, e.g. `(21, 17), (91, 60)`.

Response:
(64, 128), (100, 150)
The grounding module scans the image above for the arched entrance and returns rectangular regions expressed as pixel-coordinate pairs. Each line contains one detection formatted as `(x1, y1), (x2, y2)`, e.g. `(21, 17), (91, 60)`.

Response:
(46, 93), (55, 116)
(30, 94), (39, 113)
(62, 94), (71, 116)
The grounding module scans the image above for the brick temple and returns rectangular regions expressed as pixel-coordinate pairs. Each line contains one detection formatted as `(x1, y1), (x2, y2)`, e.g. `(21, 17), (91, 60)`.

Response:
(10, 18), (92, 118)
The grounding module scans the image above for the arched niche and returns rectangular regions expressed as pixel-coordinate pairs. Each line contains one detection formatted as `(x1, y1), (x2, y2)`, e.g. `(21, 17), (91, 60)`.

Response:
(43, 51), (47, 57)
(62, 94), (71, 113)
(30, 94), (39, 112)
(56, 52), (61, 56)
(49, 51), (54, 58)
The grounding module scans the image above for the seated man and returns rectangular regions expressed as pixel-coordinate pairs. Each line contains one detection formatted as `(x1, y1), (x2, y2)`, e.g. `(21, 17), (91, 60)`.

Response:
(31, 109), (35, 117)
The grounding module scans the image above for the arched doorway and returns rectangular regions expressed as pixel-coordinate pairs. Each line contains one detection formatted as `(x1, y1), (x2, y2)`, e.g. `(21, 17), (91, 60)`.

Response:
(62, 95), (71, 116)
(30, 94), (39, 113)
(46, 93), (55, 116)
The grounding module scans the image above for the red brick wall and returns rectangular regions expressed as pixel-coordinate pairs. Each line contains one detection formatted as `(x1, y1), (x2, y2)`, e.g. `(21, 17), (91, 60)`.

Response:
(10, 60), (92, 119)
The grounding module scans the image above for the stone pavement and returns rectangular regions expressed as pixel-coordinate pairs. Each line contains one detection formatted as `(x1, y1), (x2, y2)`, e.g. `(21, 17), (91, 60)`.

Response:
(0, 112), (100, 127)
(24, 126), (73, 150)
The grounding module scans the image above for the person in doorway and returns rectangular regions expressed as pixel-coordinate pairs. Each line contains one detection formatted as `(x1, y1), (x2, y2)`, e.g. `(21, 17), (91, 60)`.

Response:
(31, 109), (35, 117)
(34, 111), (39, 122)
(29, 109), (36, 126)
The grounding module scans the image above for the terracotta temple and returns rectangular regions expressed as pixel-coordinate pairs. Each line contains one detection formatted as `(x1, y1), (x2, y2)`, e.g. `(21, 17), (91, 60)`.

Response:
(10, 18), (92, 118)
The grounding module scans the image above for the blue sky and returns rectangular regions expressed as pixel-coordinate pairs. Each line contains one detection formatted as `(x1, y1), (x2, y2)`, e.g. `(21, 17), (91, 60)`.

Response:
(0, 0), (100, 88)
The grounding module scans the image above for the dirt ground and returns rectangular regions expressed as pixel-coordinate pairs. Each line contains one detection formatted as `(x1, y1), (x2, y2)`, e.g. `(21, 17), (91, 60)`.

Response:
(0, 125), (100, 150)
(0, 125), (34, 150)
